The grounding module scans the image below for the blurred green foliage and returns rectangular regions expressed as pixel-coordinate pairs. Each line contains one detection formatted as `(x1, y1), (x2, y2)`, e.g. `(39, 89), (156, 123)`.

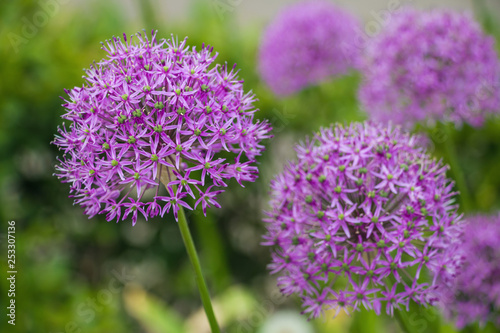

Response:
(1, 0), (500, 332)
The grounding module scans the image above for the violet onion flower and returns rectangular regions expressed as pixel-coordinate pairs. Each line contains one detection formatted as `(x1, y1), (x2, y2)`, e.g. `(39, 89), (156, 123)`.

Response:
(53, 31), (272, 225)
(438, 214), (500, 329)
(263, 122), (462, 318)
(258, 0), (361, 96)
(359, 9), (500, 128)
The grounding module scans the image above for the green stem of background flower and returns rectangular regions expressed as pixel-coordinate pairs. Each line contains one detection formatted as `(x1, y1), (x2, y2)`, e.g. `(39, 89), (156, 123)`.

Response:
(385, 277), (418, 333)
(440, 123), (473, 212)
(177, 206), (220, 333)
(194, 212), (231, 292)
(394, 308), (417, 333)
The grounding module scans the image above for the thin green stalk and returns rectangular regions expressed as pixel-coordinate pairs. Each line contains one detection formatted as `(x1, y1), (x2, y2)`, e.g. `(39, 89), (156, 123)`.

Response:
(394, 308), (416, 333)
(440, 123), (473, 212)
(138, 0), (159, 31)
(177, 206), (220, 333)
(386, 277), (419, 333)
(194, 211), (231, 292)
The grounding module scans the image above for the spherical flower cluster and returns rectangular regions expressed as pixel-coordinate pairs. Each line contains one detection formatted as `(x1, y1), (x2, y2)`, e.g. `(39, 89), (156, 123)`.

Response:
(438, 214), (500, 329)
(258, 1), (361, 96)
(263, 122), (462, 318)
(359, 9), (500, 128)
(53, 31), (272, 224)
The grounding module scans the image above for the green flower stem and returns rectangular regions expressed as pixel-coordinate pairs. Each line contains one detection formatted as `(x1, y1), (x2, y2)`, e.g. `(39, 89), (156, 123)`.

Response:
(177, 206), (220, 333)
(194, 212), (231, 292)
(440, 123), (473, 212)
(386, 277), (419, 333)
(138, 0), (159, 30)
(394, 308), (417, 333)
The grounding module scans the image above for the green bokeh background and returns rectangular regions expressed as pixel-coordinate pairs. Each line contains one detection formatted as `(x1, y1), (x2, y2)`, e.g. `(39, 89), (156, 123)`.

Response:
(1, 0), (500, 332)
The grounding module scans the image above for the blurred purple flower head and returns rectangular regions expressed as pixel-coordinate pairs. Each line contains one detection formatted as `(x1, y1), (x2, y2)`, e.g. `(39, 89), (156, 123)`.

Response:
(438, 214), (500, 329)
(53, 31), (272, 224)
(258, 1), (361, 96)
(263, 122), (462, 318)
(360, 9), (500, 128)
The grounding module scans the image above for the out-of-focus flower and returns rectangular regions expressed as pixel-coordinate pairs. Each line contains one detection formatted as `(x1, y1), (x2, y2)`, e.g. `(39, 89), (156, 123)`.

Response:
(439, 214), (500, 329)
(53, 31), (272, 224)
(360, 9), (500, 128)
(258, 1), (361, 96)
(263, 122), (462, 318)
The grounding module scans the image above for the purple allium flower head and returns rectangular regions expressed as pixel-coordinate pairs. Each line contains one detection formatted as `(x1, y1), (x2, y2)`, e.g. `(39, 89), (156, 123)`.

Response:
(53, 31), (272, 225)
(359, 9), (500, 128)
(263, 122), (462, 318)
(258, 1), (361, 96)
(438, 214), (500, 329)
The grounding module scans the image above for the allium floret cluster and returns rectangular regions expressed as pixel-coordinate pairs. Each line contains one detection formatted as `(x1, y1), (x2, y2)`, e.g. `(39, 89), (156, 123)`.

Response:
(439, 214), (500, 329)
(263, 122), (462, 318)
(360, 9), (500, 127)
(258, 0), (361, 96)
(53, 31), (272, 224)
